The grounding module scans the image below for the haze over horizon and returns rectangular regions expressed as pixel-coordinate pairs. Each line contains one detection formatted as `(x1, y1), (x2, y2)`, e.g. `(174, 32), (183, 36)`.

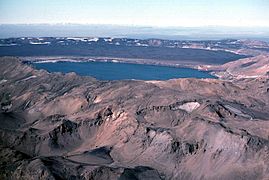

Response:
(0, 0), (269, 27)
(0, 24), (269, 40)
(0, 0), (269, 40)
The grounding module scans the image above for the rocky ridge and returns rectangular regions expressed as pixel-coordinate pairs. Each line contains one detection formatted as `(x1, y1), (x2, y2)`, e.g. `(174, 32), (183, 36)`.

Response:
(0, 57), (269, 179)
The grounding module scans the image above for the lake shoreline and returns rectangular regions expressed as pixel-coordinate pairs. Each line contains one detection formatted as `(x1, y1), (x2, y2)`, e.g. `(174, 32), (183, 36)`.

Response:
(27, 57), (216, 80)
(20, 55), (216, 75)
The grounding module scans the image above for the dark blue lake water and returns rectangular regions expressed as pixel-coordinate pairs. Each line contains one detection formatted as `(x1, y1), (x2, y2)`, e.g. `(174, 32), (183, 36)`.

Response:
(33, 61), (215, 80)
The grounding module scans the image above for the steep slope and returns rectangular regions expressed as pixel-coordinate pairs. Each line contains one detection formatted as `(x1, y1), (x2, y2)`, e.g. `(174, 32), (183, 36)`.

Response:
(0, 57), (269, 179)
(200, 53), (269, 80)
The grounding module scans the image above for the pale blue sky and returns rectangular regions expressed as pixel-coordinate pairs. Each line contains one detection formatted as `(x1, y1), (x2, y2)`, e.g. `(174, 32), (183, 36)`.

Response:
(0, 0), (268, 27)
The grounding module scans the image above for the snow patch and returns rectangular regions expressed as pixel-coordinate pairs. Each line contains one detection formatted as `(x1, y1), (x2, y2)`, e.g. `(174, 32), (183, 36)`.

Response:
(0, 79), (7, 84)
(94, 96), (102, 103)
(30, 42), (50, 45)
(136, 43), (149, 47)
(0, 43), (17, 46)
(67, 37), (88, 42)
(177, 102), (200, 113)
(23, 75), (37, 81)
(66, 37), (99, 42)
(33, 59), (85, 63)
(1, 104), (12, 111)
(104, 38), (113, 42)
(88, 37), (99, 42)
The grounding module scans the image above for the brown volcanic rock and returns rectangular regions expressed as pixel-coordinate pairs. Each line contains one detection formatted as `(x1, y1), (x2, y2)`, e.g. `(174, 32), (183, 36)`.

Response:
(0, 57), (269, 179)
(202, 54), (269, 80)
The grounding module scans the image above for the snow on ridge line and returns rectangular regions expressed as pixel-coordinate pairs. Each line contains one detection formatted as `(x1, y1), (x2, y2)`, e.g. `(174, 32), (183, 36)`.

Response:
(104, 38), (114, 42)
(66, 37), (99, 42)
(31, 58), (123, 64)
(0, 43), (18, 46)
(32, 59), (96, 64)
(88, 37), (99, 42)
(30, 42), (51, 45)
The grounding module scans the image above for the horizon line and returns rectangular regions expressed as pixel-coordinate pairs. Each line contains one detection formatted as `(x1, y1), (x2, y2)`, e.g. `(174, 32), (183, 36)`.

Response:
(1, 23), (269, 29)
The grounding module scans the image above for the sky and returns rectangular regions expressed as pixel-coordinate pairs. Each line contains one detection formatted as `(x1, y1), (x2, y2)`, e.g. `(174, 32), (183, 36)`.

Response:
(0, 0), (268, 27)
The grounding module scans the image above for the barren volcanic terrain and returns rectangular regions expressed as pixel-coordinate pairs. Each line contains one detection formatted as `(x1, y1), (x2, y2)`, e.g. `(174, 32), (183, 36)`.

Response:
(1, 56), (269, 179)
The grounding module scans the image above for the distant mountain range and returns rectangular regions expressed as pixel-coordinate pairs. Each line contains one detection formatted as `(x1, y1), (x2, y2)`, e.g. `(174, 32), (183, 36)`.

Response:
(1, 24), (269, 42)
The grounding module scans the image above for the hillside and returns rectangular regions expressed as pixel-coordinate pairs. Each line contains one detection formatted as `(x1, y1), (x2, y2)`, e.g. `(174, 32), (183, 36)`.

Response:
(1, 57), (269, 179)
